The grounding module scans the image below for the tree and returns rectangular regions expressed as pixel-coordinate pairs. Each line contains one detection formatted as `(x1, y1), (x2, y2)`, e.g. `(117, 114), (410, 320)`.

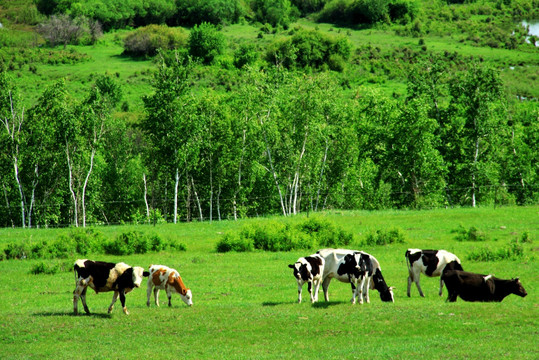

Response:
(188, 22), (226, 64)
(446, 63), (505, 207)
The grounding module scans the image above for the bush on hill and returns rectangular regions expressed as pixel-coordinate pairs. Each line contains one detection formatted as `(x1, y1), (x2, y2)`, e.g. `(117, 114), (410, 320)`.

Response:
(123, 24), (188, 57)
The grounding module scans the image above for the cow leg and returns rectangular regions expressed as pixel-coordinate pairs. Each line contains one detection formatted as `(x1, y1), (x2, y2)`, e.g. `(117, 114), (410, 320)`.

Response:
(447, 291), (458, 302)
(146, 280), (153, 307)
(322, 277), (332, 302)
(297, 282), (303, 303)
(407, 275), (413, 297)
(118, 289), (129, 315)
(363, 277), (371, 304)
(108, 291), (119, 314)
(412, 269), (425, 297)
(307, 282), (313, 303)
(73, 280), (89, 315)
(312, 279), (321, 303)
(154, 288), (160, 307)
(439, 277), (444, 296)
(350, 282), (357, 304)
(166, 287), (173, 307)
(357, 277), (366, 304)
(80, 286), (90, 314)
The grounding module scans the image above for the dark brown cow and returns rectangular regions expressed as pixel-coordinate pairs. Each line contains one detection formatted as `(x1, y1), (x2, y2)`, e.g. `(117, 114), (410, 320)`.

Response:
(442, 270), (527, 302)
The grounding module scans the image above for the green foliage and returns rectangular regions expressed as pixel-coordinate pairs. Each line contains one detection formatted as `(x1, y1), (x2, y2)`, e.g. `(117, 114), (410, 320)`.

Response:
(123, 25), (188, 57)
(466, 242), (525, 261)
(30, 260), (71, 275)
(361, 228), (406, 246)
(452, 225), (488, 242)
(318, 0), (415, 25)
(266, 27), (351, 70)
(216, 217), (353, 252)
(174, 0), (247, 26)
(233, 44), (259, 69)
(252, 0), (296, 28)
(104, 231), (185, 255)
(188, 23), (226, 64)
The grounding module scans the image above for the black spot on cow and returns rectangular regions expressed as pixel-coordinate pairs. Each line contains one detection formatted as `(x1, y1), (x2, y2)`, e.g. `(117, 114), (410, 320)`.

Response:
(74, 260), (115, 291)
(114, 267), (136, 290)
(419, 250), (440, 276)
(443, 260), (463, 273)
(405, 250), (422, 266)
(337, 254), (359, 278)
(305, 256), (322, 277)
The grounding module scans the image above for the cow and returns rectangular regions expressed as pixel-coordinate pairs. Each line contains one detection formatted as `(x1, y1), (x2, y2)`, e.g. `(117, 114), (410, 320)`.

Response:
(73, 259), (149, 315)
(288, 254), (325, 303)
(442, 270), (527, 302)
(146, 265), (193, 307)
(405, 248), (463, 297)
(316, 248), (394, 304)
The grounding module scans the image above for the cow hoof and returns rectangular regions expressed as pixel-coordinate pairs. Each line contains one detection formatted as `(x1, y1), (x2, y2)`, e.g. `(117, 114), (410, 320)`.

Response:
(123, 307), (129, 315)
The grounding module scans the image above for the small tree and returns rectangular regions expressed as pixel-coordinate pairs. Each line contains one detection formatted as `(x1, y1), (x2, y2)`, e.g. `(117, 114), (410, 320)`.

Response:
(37, 14), (101, 48)
(188, 23), (226, 64)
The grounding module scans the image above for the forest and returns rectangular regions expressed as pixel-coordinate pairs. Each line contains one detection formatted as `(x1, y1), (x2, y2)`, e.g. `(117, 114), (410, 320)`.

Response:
(0, 0), (537, 227)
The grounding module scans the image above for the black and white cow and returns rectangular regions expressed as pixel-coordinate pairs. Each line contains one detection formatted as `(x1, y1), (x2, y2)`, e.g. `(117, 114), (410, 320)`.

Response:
(405, 248), (463, 297)
(316, 248), (394, 304)
(442, 270), (527, 302)
(73, 259), (149, 315)
(288, 254), (325, 303)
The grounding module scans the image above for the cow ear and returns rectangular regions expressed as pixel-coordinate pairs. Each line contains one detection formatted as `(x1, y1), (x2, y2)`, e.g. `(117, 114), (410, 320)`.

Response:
(514, 277), (520, 281)
(143, 271), (150, 277)
(288, 264), (294, 268)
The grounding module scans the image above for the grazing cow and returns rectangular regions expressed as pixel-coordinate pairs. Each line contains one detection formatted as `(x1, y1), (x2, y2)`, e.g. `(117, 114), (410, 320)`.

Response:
(73, 259), (149, 315)
(317, 248), (394, 303)
(442, 270), (527, 302)
(405, 248), (463, 297)
(147, 265), (193, 307)
(288, 254), (325, 303)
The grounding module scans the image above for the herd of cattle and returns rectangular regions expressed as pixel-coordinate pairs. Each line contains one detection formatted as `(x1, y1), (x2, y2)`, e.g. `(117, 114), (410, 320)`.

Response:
(72, 247), (527, 315)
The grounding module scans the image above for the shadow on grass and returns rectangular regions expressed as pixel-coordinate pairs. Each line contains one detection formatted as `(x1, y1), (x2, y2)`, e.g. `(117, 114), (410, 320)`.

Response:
(312, 301), (346, 309)
(33, 311), (112, 319)
(262, 301), (298, 307)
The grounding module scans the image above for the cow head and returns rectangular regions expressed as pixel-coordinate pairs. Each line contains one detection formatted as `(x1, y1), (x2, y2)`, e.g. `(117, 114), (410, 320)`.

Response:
(373, 268), (395, 302)
(289, 260), (312, 282)
(511, 277), (527, 297)
(132, 266), (147, 288)
(181, 289), (193, 306)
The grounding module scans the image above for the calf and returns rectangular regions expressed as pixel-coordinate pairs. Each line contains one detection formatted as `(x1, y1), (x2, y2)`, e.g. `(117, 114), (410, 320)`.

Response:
(317, 248), (394, 304)
(442, 270), (527, 302)
(73, 259), (149, 315)
(288, 254), (325, 303)
(147, 265), (193, 307)
(405, 248), (463, 297)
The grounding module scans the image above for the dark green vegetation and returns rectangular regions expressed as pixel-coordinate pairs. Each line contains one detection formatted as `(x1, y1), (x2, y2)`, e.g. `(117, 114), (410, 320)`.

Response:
(0, 207), (537, 358)
(0, 0), (538, 228)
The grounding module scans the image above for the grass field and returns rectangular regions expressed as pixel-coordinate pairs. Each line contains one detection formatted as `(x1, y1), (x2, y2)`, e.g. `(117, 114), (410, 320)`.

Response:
(0, 206), (537, 359)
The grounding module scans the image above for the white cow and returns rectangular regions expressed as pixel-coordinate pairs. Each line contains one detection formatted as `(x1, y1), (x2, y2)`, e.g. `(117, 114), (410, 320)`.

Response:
(317, 248), (394, 304)
(405, 248), (463, 297)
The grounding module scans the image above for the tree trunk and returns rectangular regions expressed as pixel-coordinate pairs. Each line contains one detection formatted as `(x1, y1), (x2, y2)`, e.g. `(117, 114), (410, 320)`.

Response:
(81, 148), (96, 227)
(13, 158), (26, 228)
(191, 176), (203, 221)
(143, 173), (150, 224)
(315, 139), (329, 212)
(234, 129), (247, 221)
(66, 145), (78, 227)
(174, 168), (180, 224)
(472, 136), (480, 208)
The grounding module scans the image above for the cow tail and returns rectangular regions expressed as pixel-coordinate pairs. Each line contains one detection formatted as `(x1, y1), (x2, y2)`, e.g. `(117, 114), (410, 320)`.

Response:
(405, 250), (412, 272)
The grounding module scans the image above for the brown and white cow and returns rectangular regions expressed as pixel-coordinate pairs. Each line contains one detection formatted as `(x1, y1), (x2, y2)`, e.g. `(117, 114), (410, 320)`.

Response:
(147, 265), (193, 307)
(442, 270), (527, 302)
(405, 249), (463, 297)
(288, 254), (325, 303)
(73, 259), (149, 315)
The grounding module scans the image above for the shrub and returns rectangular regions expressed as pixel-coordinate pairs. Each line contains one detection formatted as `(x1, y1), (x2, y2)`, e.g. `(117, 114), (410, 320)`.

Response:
(104, 231), (149, 255)
(234, 44), (259, 69)
(30, 260), (71, 275)
(453, 225), (488, 242)
(362, 228), (406, 246)
(216, 217), (354, 252)
(123, 25), (188, 57)
(188, 22), (226, 64)
(467, 243), (524, 262)
(266, 28), (351, 71)
(4, 242), (30, 260)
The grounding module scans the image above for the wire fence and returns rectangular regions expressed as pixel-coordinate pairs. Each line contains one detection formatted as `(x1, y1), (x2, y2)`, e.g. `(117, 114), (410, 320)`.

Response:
(0, 182), (537, 228)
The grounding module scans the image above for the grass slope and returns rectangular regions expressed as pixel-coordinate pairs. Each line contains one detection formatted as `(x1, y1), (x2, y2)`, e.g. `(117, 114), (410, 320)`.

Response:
(0, 206), (537, 358)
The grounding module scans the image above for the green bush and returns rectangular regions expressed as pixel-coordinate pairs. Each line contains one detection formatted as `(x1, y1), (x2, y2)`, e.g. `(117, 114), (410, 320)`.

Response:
(467, 243), (524, 262)
(265, 27), (351, 71)
(453, 225), (488, 242)
(362, 228), (406, 246)
(216, 217), (353, 253)
(188, 22), (226, 64)
(123, 25), (188, 57)
(233, 44), (259, 69)
(30, 260), (71, 275)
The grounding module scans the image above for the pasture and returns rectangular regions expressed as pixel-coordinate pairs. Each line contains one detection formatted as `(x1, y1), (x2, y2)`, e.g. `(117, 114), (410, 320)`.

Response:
(0, 206), (537, 359)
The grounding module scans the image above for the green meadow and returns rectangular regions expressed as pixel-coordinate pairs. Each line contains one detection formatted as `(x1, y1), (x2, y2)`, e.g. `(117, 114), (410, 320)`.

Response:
(0, 206), (537, 359)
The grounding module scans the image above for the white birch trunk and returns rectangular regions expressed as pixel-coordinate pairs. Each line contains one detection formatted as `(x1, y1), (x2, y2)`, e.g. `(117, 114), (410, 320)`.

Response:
(315, 139), (329, 212)
(66, 145), (78, 227)
(472, 136), (480, 208)
(174, 168), (180, 224)
(234, 128), (247, 221)
(191, 176), (203, 221)
(81, 148), (96, 227)
(143, 173), (150, 224)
